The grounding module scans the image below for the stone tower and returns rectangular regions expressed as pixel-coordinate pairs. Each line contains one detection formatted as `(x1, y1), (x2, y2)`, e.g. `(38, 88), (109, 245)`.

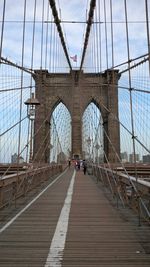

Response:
(33, 69), (120, 163)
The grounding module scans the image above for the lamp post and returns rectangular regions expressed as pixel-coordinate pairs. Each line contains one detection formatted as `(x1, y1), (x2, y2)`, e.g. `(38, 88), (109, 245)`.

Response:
(95, 143), (100, 164)
(87, 137), (91, 160)
(24, 93), (40, 163)
(49, 143), (53, 163)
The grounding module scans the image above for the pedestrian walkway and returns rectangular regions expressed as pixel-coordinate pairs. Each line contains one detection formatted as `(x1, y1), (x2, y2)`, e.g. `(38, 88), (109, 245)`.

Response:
(0, 168), (150, 266)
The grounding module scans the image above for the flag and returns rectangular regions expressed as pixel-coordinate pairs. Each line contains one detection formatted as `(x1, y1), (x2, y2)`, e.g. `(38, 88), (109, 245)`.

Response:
(70, 55), (77, 62)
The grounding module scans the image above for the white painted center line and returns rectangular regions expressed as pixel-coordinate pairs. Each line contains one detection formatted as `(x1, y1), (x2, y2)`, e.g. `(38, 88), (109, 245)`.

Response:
(45, 170), (76, 267)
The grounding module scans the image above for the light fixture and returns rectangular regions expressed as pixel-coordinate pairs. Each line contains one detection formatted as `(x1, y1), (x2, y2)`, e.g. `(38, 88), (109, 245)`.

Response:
(24, 93), (40, 162)
(24, 93), (40, 120)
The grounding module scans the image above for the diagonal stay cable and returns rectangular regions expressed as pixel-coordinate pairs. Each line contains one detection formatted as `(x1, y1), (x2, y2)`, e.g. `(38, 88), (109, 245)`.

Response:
(0, 56), (34, 75)
(0, 116), (28, 137)
(93, 95), (150, 155)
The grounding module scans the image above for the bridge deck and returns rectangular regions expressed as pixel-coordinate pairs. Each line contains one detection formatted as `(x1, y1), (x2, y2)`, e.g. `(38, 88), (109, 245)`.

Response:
(0, 168), (150, 266)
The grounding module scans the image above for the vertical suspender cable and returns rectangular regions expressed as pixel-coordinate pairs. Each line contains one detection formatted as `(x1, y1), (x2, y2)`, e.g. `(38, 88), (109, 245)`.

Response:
(94, 105), (96, 161)
(0, 0), (6, 164)
(89, 34), (92, 71)
(109, 0), (115, 134)
(0, 0), (6, 60)
(104, 0), (109, 69)
(58, 32), (61, 71)
(95, 6), (99, 73)
(53, 26), (56, 72)
(49, 14), (53, 71)
(45, 1), (49, 69)
(98, 0), (103, 101)
(31, 0), (37, 73)
(57, 34), (60, 71)
(40, 0), (45, 69)
(92, 25), (95, 72)
(51, 24), (55, 72)
(124, 0), (137, 173)
(55, 28), (58, 71)
(94, 22), (97, 73)
(26, 0), (37, 163)
(145, 0), (150, 75)
(110, 0), (114, 68)
(98, 0), (102, 72)
(18, 0), (27, 162)
(124, 0), (140, 224)
(92, 27), (95, 72)
(91, 28), (93, 72)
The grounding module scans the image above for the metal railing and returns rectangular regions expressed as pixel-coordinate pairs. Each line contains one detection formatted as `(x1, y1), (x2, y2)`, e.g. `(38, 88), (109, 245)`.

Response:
(91, 165), (150, 224)
(0, 164), (62, 209)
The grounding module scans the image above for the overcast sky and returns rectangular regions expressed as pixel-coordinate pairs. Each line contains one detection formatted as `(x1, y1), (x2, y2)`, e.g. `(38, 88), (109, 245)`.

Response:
(0, 0), (150, 162)
(0, 0), (149, 70)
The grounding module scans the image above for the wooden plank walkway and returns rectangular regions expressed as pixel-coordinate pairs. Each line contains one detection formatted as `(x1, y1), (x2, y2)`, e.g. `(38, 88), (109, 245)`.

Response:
(0, 167), (150, 266)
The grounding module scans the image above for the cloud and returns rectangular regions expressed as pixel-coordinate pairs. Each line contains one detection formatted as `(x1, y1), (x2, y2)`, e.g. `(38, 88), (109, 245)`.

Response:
(82, 0), (149, 71)
(1, 0), (89, 68)
(1, 0), (148, 71)
(1, 0), (149, 163)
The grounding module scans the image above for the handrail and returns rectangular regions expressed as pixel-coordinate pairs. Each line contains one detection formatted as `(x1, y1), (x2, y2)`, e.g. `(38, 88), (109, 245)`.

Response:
(0, 164), (62, 209)
(91, 164), (150, 224)
(98, 165), (150, 189)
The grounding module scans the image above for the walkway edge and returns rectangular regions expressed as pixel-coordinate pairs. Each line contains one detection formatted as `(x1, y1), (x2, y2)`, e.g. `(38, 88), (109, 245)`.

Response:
(0, 168), (68, 234)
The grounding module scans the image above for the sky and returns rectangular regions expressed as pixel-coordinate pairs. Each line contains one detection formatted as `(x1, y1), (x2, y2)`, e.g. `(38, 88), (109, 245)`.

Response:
(55, 0), (89, 65)
(0, 0), (90, 69)
(0, 0), (150, 163)
(0, 0), (149, 70)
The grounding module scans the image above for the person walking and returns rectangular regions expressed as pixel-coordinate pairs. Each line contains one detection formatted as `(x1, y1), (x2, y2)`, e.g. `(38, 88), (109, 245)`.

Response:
(77, 160), (80, 170)
(82, 160), (87, 175)
(68, 159), (71, 168)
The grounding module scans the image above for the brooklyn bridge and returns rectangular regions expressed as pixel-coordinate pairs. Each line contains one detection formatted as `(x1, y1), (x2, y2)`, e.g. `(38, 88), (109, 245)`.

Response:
(0, 0), (150, 266)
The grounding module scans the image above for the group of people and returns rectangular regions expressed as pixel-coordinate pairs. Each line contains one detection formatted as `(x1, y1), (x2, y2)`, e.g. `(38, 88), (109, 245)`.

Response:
(68, 159), (87, 175)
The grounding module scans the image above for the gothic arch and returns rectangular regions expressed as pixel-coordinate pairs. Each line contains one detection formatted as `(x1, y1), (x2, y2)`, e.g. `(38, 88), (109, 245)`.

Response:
(49, 98), (72, 121)
(33, 69), (120, 162)
(81, 97), (103, 117)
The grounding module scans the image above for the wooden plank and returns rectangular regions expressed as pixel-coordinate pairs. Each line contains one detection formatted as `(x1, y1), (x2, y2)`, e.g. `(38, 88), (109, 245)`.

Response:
(62, 171), (150, 266)
(0, 168), (150, 266)
(0, 169), (73, 266)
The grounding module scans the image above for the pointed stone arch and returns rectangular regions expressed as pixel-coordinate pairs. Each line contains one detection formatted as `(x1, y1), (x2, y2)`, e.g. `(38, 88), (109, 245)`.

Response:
(33, 69), (120, 163)
(50, 101), (71, 163)
(82, 101), (104, 162)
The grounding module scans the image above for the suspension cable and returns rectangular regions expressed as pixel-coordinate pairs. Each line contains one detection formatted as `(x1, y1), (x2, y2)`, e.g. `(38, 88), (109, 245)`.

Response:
(104, 0), (109, 69)
(17, 0), (27, 165)
(145, 0), (150, 75)
(110, 0), (114, 68)
(0, 57), (33, 74)
(124, 0), (138, 181)
(0, 0), (6, 60)
(40, 0), (45, 68)
(80, 0), (96, 70)
(48, 0), (72, 70)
